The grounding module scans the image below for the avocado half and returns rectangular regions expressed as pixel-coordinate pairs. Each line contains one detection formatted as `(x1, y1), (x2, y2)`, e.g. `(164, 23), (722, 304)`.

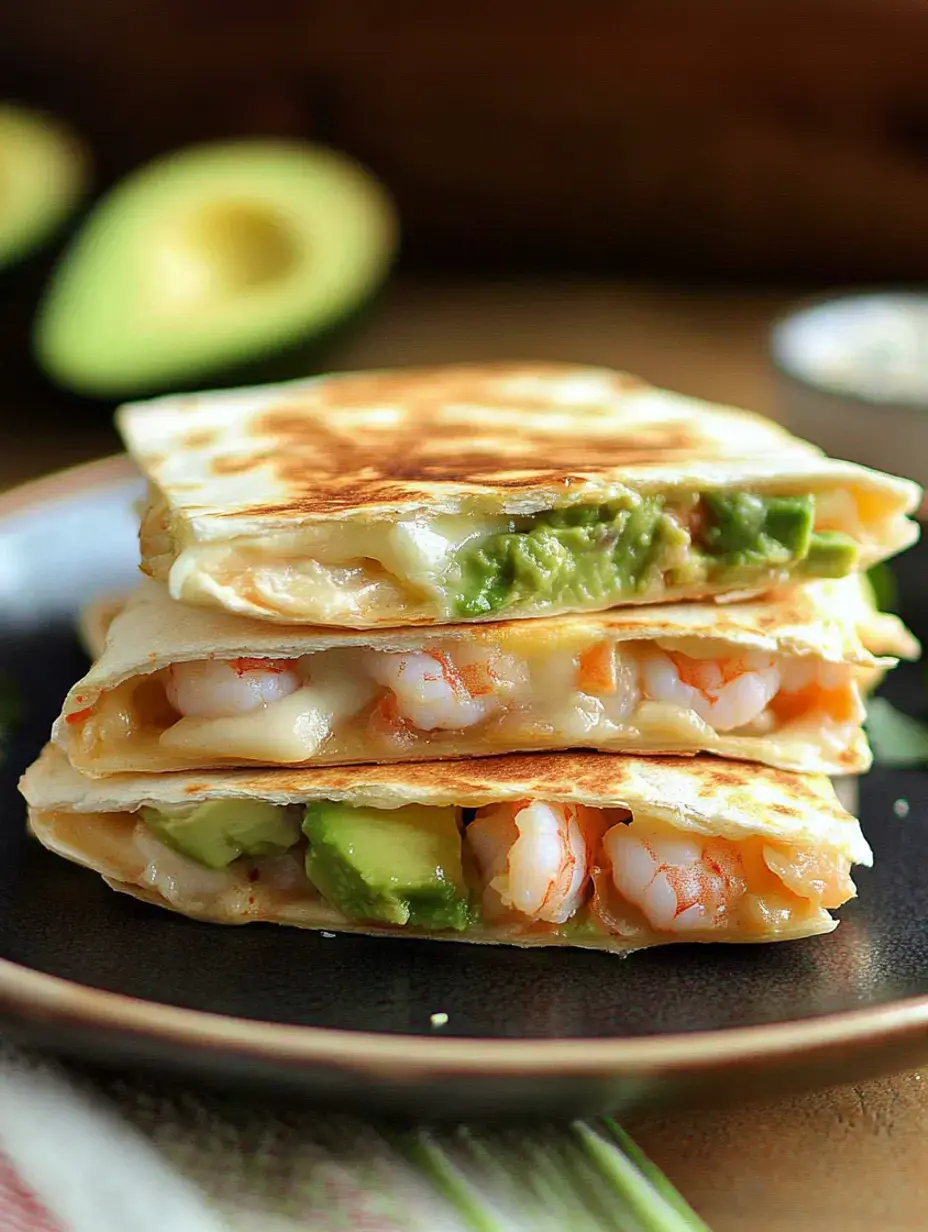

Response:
(33, 140), (398, 399)
(0, 104), (89, 273)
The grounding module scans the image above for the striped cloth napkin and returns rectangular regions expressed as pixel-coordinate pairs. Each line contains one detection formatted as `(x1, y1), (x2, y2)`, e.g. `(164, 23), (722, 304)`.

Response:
(0, 1043), (710, 1232)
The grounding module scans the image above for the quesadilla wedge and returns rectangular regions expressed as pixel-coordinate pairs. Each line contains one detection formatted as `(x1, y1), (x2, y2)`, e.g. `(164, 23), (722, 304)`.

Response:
(118, 362), (921, 628)
(21, 745), (871, 950)
(55, 576), (916, 778)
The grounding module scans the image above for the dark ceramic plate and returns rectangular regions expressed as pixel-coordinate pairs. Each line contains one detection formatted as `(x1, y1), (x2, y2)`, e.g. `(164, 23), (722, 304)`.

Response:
(2, 458), (928, 1119)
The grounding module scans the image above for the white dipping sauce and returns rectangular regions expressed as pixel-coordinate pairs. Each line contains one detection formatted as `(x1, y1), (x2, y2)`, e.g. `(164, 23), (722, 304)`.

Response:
(773, 293), (928, 406)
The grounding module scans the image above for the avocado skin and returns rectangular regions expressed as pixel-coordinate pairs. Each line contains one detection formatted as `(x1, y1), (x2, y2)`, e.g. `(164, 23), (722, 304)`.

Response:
(38, 279), (388, 404)
(0, 107), (89, 277)
(2, 224), (76, 295)
(141, 800), (301, 870)
(31, 140), (398, 401)
(302, 802), (471, 931)
(1, 223), (89, 400)
(175, 284), (388, 397)
(0, 107), (90, 394)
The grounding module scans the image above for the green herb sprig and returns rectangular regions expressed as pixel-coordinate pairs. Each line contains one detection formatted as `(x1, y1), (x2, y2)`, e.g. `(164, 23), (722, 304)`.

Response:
(398, 1119), (711, 1231)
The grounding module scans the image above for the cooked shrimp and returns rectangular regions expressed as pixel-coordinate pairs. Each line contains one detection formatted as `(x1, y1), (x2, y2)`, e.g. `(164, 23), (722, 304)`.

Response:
(466, 800), (602, 923)
(770, 657), (860, 725)
(639, 648), (780, 732)
(779, 656), (846, 693)
(365, 691), (418, 753)
(603, 824), (747, 932)
(762, 844), (855, 909)
(368, 647), (526, 732)
(576, 643), (641, 723)
(165, 657), (301, 718)
(577, 641), (618, 694)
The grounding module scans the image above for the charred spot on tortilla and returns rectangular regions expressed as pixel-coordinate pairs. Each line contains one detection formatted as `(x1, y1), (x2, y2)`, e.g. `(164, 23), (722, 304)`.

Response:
(117, 361), (921, 627)
(245, 402), (702, 505)
(183, 429), (219, 450)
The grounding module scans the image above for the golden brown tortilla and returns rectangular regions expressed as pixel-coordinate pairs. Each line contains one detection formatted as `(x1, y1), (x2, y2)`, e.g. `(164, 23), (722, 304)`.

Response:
(22, 744), (870, 952)
(118, 362), (921, 626)
(54, 575), (916, 778)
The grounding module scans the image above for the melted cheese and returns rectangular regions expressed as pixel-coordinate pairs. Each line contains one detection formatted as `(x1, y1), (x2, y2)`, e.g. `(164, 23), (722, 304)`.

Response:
(72, 638), (867, 778)
(159, 671), (379, 763)
(169, 514), (501, 623)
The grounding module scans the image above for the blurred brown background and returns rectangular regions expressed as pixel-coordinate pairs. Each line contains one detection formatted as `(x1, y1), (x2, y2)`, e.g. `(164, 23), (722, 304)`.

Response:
(7, 0), (928, 280)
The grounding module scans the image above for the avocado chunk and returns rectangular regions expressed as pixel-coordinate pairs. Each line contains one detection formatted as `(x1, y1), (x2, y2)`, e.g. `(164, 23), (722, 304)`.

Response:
(0, 105), (88, 272)
(33, 139), (396, 398)
(450, 489), (852, 616)
(454, 497), (685, 617)
(804, 530), (859, 578)
(699, 492), (814, 567)
(141, 799), (301, 870)
(303, 802), (471, 931)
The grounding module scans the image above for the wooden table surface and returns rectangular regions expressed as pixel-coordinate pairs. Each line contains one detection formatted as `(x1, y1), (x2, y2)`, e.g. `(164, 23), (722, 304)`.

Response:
(5, 279), (926, 1230)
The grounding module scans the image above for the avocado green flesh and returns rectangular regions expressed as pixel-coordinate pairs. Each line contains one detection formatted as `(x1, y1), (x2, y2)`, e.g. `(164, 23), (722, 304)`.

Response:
(141, 799), (301, 870)
(33, 139), (396, 398)
(804, 530), (860, 577)
(453, 497), (685, 618)
(557, 910), (604, 939)
(0, 105), (88, 271)
(303, 802), (471, 931)
(452, 491), (857, 617)
(697, 492), (813, 565)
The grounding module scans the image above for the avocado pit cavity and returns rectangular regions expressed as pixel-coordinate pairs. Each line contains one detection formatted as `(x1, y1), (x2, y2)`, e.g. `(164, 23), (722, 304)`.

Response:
(155, 201), (302, 312)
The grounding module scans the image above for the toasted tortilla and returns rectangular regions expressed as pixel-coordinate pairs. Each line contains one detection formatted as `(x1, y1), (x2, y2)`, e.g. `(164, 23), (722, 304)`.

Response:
(22, 744), (871, 951)
(54, 575), (916, 778)
(117, 363), (921, 627)
(75, 593), (126, 661)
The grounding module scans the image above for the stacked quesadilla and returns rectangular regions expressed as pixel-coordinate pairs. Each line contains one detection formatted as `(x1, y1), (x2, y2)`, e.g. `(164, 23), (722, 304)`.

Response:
(20, 362), (923, 951)
(56, 575), (912, 778)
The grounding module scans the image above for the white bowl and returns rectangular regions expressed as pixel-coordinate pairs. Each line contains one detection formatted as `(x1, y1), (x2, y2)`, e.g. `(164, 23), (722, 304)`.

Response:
(770, 292), (928, 489)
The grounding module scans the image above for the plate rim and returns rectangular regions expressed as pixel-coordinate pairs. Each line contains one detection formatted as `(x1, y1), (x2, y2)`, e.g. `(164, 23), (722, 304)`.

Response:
(5, 452), (928, 1081)
(4, 954), (928, 1079)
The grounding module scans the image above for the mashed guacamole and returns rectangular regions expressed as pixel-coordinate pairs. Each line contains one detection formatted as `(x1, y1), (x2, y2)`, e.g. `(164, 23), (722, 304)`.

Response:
(451, 491), (857, 617)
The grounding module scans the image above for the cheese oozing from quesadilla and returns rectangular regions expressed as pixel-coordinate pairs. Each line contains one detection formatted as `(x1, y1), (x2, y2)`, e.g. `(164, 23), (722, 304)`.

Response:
(57, 577), (917, 778)
(119, 363), (921, 627)
(21, 746), (871, 951)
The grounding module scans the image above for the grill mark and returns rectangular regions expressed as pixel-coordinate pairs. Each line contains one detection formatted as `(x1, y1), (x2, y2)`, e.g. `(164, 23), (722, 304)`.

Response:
(198, 366), (704, 512)
(172, 751), (841, 824)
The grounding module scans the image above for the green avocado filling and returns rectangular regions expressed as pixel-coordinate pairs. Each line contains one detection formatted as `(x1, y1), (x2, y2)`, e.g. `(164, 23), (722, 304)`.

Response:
(303, 802), (472, 931)
(696, 492), (813, 564)
(141, 797), (474, 931)
(557, 910), (605, 940)
(450, 491), (859, 617)
(803, 531), (860, 578)
(141, 799), (302, 870)
(453, 497), (686, 618)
